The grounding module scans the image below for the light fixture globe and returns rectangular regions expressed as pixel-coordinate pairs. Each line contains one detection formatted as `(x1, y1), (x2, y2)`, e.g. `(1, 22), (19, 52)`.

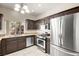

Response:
(14, 4), (30, 14)
(15, 4), (20, 8)
(14, 8), (19, 11)
(20, 10), (25, 14)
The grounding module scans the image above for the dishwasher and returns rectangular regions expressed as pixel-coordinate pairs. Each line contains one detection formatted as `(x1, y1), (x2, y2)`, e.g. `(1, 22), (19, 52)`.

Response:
(26, 37), (34, 47)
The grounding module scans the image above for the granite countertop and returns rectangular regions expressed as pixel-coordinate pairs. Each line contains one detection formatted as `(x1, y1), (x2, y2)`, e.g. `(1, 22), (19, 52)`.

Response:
(0, 33), (37, 41)
(0, 33), (50, 41)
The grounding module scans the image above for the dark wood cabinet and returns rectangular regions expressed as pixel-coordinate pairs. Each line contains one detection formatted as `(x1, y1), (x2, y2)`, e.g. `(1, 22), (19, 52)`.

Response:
(1, 39), (6, 55)
(35, 20), (40, 29)
(6, 40), (17, 54)
(27, 20), (34, 29)
(25, 19), (50, 30)
(17, 37), (26, 50)
(0, 36), (35, 55)
(2, 38), (18, 54)
(0, 43), (2, 55)
(26, 19), (36, 30)
(1, 36), (26, 55)
(0, 14), (3, 30)
(45, 38), (50, 54)
(0, 49), (1, 56)
(35, 19), (50, 30)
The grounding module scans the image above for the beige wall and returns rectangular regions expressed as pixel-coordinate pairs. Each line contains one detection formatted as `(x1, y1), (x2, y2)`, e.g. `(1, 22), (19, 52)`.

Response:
(0, 6), (35, 21)
(0, 6), (36, 34)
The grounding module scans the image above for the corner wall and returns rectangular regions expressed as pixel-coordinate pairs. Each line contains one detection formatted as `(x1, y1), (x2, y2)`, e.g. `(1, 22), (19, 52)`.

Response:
(0, 6), (36, 34)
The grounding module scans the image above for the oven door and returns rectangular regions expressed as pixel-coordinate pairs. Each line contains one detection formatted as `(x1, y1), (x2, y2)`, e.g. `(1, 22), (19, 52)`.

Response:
(37, 38), (45, 49)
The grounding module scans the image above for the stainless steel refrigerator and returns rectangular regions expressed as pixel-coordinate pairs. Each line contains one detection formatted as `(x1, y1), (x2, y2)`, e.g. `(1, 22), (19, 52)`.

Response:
(50, 13), (79, 55)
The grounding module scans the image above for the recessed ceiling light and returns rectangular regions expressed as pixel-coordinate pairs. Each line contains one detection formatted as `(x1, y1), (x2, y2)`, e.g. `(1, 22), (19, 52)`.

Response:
(32, 10), (34, 12)
(21, 10), (25, 14)
(25, 9), (30, 13)
(23, 5), (28, 10)
(14, 8), (19, 11)
(15, 4), (20, 8)
(38, 4), (42, 7)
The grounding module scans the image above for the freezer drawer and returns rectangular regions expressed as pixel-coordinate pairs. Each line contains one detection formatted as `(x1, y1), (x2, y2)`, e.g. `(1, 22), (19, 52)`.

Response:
(50, 44), (76, 56)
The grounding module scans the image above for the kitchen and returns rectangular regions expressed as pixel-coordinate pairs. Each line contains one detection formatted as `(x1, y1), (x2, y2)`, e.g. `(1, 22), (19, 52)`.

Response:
(0, 3), (79, 56)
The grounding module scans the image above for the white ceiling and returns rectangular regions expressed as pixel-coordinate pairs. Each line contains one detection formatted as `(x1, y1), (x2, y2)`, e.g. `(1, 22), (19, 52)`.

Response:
(0, 3), (79, 20)
(0, 3), (56, 16)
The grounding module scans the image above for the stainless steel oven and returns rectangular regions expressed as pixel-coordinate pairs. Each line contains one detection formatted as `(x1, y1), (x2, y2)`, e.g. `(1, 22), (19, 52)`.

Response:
(37, 37), (45, 49)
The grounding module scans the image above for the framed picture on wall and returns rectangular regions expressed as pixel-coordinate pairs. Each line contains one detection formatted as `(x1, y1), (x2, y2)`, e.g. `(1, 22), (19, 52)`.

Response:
(0, 14), (3, 30)
(10, 21), (16, 28)
(9, 21), (16, 34)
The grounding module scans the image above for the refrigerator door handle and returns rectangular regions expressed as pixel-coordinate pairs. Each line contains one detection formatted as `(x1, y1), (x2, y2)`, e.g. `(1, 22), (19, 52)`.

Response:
(58, 34), (63, 46)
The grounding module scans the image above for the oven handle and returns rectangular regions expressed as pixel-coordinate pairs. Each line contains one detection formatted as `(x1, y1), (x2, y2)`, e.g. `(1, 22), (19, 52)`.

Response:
(36, 37), (46, 40)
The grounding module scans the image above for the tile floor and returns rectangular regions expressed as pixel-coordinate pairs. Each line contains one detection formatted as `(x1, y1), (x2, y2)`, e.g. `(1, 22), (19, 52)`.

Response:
(5, 46), (50, 56)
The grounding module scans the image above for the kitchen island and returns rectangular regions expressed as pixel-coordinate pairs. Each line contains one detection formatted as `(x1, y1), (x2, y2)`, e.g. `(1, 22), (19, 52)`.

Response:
(0, 34), (36, 55)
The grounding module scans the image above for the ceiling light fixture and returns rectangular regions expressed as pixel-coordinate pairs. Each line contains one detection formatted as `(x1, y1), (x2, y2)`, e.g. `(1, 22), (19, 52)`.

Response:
(14, 4), (30, 14)
(21, 10), (25, 14)
(25, 9), (30, 13)
(38, 4), (42, 7)
(32, 10), (34, 12)
(23, 5), (28, 10)
(14, 8), (19, 11)
(15, 4), (20, 8)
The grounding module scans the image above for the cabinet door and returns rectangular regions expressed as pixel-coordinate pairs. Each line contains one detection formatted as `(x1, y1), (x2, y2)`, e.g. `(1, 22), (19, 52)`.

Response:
(0, 14), (3, 30)
(61, 14), (74, 51)
(26, 37), (34, 47)
(50, 17), (61, 46)
(0, 44), (2, 55)
(27, 20), (35, 30)
(18, 37), (26, 50)
(35, 21), (40, 29)
(6, 40), (17, 54)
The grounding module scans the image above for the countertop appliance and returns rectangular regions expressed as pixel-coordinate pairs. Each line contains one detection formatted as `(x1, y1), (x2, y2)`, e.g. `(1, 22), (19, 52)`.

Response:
(50, 13), (79, 56)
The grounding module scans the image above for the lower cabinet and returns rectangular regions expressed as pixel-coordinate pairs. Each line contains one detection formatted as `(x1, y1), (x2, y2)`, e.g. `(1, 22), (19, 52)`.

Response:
(1, 36), (26, 55)
(17, 37), (26, 50)
(1, 36), (35, 55)
(0, 35), (49, 55)
(50, 44), (74, 56)
(0, 44), (2, 55)
(45, 38), (50, 54)
(0, 50), (1, 56)
(6, 40), (17, 54)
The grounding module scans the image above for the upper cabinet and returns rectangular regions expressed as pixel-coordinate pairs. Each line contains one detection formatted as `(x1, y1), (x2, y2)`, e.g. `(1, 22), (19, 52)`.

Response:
(25, 19), (37, 30)
(35, 20), (43, 30)
(35, 19), (50, 30)
(0, 14), (3, 30)
(45, 19), (50, 30)
(25, 18), (50, 30)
